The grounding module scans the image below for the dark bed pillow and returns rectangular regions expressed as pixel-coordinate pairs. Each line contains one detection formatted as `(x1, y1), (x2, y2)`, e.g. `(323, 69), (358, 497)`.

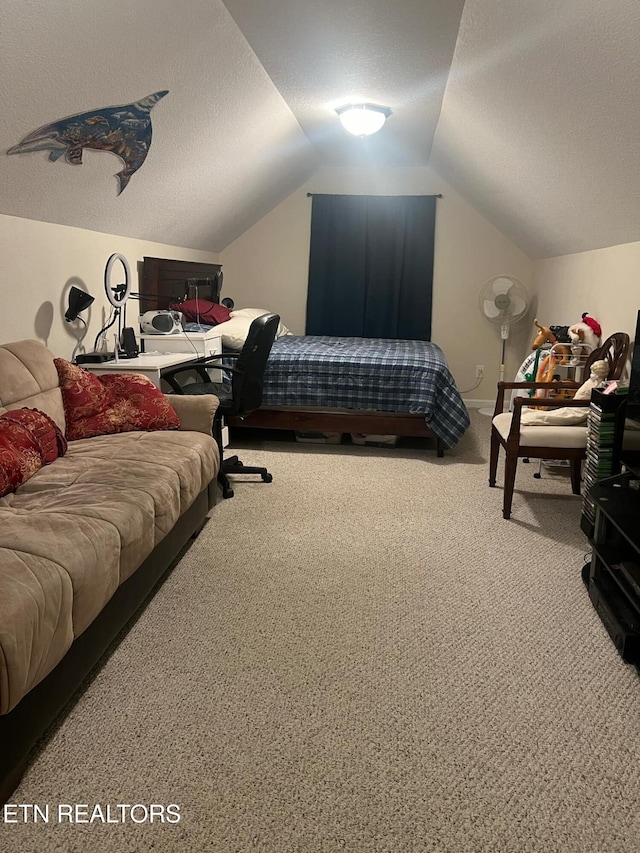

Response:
(172, 299), (232, 326)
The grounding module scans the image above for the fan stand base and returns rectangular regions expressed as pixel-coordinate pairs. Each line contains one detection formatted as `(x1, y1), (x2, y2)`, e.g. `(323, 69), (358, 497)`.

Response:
(477, 338), (508, 417)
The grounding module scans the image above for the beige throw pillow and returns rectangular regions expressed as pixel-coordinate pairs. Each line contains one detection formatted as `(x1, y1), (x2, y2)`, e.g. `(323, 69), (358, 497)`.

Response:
(215, 308), (292, 350)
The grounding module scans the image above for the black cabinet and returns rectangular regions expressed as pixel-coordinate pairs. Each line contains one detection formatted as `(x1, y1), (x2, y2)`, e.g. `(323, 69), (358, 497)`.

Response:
(580, 389), (627, 539)
(583, 475), (640, 665)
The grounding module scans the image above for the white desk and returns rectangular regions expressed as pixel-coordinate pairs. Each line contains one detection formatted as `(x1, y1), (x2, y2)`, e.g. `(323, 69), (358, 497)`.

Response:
(139, 330), (222, 358)
(85, 341), (230, 448)
(84, 352), (199, 388)
(139, 330), (223, 382)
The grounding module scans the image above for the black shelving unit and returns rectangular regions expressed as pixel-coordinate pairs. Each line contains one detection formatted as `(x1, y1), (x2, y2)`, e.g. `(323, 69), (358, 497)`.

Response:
(580, 390), (627, 539)
(583, 474), (640, 665)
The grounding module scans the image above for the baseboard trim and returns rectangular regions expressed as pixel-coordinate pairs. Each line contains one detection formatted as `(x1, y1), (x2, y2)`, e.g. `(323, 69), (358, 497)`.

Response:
(462, 399), (494, 410)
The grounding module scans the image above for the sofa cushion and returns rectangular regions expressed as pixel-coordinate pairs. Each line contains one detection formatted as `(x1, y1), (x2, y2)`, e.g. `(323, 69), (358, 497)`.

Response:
(0, 508), (122, 645)
(0, 340), (66, 432)
(2, 429), (218, 580)
(54, 359), (181, 440)
(0, 551), (75, 715)
(0, 427), (218, 714)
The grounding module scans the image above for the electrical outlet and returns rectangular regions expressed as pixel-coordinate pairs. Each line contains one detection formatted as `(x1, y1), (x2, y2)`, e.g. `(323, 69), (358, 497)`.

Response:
(475, 364), (484, 379)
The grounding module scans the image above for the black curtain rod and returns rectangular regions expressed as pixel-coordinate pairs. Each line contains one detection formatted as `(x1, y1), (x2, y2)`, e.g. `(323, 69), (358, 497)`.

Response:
(306, 192), (443, 198)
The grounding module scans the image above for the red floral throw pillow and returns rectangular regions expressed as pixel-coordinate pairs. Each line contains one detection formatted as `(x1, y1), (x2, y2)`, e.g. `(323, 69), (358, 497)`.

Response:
(173, 299), (232, 326)
(0, 408), (67, 498)
(54, 359), (181, 441)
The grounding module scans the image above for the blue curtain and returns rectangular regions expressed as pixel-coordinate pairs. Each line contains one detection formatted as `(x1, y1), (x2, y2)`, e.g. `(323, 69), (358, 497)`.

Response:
(305, 194), (436, 340)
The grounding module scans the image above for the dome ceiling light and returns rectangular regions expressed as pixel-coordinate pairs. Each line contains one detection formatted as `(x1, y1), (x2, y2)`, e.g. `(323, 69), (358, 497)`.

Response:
(335, 103), (392, 137)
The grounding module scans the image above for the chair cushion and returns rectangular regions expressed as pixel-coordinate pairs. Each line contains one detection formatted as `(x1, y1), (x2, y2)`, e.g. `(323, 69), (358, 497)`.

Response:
(492, 412), (588, 448)
(179, 381), (233, 410)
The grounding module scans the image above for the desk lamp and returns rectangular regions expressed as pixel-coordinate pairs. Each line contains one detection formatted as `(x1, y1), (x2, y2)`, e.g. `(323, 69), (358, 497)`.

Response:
(65, 287), (94, 322)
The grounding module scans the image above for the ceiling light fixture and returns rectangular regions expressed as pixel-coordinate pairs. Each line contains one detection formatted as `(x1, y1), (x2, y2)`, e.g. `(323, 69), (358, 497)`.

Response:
(335, 103), (392, 137)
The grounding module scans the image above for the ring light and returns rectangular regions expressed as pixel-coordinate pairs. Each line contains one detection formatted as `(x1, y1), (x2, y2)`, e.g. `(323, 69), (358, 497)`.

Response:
(104, 253), (132, 307)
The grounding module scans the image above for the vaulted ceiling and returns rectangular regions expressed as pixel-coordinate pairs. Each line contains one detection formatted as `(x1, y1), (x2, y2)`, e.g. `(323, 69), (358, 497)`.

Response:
(2, 0), (639, 258)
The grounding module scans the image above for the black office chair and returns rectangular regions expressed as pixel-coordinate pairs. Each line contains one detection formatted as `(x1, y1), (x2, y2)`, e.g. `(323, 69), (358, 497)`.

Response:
(163, 313), (280, 499)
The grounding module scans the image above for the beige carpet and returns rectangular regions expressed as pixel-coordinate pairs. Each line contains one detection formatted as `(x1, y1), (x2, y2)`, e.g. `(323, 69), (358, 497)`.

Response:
(2, 412), (640, 852)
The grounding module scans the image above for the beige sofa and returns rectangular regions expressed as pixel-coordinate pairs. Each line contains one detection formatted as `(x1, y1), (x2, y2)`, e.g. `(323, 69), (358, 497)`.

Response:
(0, 340), (220, 803)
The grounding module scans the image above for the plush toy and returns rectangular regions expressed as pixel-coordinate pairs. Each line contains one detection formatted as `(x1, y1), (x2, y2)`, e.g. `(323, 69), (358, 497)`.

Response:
(549, 324), (571, 344)
(573, 359), (610, 398)
(531, 319), (557, 350)
(551, 343), (572, 365)
(568, 312), (602, 366)
(531, 319), (573, 350)
(533, 349), (574, 404)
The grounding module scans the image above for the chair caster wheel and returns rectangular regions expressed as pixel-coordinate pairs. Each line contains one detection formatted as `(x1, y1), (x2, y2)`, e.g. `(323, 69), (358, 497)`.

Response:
(533, 473), (541, 479)
(262, 473), (273, 483)
(222, 487), (234, 499)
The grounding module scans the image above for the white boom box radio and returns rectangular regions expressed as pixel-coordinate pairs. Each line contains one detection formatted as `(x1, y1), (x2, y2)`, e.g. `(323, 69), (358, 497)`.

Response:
(139, 310), (185, 335)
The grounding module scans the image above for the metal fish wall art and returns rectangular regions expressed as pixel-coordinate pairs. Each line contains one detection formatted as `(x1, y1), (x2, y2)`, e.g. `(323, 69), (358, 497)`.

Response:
(7, 91), (169, 194)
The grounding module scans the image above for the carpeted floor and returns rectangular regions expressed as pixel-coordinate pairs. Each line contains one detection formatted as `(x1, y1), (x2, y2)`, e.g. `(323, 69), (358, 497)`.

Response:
(2, 411), (640, 852)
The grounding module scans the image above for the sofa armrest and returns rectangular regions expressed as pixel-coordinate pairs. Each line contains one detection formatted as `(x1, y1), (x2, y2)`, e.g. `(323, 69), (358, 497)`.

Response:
(165, 393), (219, 434)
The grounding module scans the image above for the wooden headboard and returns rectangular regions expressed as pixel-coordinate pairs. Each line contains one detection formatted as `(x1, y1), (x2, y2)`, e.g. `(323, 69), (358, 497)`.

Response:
(140, 257), (223, 313)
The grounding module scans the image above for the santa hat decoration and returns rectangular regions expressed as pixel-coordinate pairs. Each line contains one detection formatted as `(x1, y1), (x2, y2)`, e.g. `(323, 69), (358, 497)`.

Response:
(581, 312), (602, 338)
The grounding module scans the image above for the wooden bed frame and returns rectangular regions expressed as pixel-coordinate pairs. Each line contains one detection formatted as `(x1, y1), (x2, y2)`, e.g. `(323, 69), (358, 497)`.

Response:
(228, 408), (445, 456)
(139, 257), (445, 456)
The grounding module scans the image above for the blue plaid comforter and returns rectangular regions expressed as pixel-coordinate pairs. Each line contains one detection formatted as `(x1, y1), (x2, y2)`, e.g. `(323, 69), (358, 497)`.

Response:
(261, 336), (470, 448)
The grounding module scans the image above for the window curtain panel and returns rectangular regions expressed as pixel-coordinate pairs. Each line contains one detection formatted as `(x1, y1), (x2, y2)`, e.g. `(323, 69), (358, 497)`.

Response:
(305, 194), (436, 340)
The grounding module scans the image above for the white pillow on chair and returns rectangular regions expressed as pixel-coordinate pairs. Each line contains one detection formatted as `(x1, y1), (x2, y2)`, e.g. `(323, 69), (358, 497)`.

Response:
(519, 373), (600, 426)
(493, 412), (588, 446)
(520, 408), (589, 426)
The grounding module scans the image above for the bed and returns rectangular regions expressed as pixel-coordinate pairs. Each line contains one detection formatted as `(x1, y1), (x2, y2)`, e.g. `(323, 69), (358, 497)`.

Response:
(139, 257), (470, 455)
(231, 334), (469, 454)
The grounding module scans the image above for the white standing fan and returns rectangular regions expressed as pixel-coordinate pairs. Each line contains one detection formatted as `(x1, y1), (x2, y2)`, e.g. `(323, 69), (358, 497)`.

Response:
(478, 275), (530, 415)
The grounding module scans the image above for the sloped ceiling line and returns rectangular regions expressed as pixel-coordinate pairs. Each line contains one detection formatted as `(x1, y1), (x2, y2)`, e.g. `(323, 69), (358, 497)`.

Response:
(1, 0), (639, 257)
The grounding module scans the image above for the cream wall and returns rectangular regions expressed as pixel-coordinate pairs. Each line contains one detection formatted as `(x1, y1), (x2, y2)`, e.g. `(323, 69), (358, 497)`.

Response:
(534, 241), (640, 344)
(220, 166), (533, 402)
(0, 214), (219, 360)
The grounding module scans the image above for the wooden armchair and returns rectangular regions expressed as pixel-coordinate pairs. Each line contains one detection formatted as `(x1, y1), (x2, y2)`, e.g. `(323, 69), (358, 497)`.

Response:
(488, 332), (630, 519)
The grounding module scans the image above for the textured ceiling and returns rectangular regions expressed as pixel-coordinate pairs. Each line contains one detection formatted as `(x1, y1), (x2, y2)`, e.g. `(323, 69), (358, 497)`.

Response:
(1, 0), (639, 257)
(0, 0), (318, 253)
(222, 0), (465, 167)
(430, 0), (640, 258)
